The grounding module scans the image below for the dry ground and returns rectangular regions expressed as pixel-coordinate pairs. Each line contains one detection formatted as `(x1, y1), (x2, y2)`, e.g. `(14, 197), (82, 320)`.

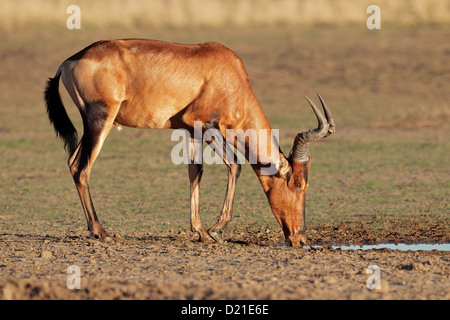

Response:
(0, 25), (449, 300)
(1, 232), (449, 300)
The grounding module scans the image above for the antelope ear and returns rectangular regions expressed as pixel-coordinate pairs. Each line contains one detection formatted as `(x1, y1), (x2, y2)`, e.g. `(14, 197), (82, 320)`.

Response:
(277, 153), (291, 177)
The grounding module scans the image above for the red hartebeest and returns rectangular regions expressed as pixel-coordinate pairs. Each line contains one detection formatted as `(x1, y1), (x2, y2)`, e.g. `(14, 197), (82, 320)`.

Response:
(44, 39), (335, 247)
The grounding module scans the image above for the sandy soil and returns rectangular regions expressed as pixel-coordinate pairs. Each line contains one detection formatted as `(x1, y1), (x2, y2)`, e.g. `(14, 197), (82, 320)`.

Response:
(1, 229), (449, 300)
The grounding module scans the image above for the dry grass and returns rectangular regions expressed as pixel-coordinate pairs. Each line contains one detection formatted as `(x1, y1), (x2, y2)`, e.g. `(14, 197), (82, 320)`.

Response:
(1, 0), (450, 31)
(0, 25), (448, 237)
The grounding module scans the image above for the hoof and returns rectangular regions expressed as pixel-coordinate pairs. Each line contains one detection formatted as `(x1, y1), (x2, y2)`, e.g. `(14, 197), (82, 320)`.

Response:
(198, 234), (214, 243)
(92, 224), (108, 242)
(195, 229), (214, 243)
(208, 229), (223, 244)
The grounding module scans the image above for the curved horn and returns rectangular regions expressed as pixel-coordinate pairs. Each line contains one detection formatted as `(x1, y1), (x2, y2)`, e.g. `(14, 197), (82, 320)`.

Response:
(291, 94), (335, 162)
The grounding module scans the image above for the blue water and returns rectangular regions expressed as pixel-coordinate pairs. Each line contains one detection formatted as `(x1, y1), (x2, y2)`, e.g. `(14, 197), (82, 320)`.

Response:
(305, 243), (450, 251)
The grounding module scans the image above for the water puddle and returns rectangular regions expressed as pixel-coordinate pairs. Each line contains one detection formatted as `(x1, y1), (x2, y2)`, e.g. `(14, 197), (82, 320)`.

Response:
(304, 243), (450, 252)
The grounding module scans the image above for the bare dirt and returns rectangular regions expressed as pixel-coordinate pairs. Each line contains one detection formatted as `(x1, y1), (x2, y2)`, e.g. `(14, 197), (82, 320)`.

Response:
(1, 228), (449, 300)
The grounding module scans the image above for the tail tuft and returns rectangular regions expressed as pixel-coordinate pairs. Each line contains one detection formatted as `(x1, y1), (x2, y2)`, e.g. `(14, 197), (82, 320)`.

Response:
(44, 72), (78, 156)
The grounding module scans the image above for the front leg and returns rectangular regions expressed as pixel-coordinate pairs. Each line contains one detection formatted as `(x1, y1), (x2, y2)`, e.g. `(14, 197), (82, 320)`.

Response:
(208, 162), (241, 243)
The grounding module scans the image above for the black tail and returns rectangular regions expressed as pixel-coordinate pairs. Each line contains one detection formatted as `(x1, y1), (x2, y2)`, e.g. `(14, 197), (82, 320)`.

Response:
(44, 71), (78, 156)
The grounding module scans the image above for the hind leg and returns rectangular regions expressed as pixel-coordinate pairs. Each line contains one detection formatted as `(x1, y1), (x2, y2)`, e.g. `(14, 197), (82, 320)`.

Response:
(68, 102), (117, 240)
(187, 136), (214, 242)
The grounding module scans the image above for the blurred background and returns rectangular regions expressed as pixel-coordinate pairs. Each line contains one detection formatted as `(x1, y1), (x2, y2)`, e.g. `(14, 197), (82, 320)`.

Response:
(1, 0), (450, 30)
(0, 0), (448, 241)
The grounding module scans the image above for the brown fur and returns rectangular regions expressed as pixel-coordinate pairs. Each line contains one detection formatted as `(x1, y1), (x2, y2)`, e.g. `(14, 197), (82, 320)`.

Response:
(45, 39), (332, 246)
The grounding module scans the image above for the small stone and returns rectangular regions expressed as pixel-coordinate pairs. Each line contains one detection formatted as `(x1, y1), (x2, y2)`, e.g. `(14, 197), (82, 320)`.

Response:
(40, 251), (54, 259)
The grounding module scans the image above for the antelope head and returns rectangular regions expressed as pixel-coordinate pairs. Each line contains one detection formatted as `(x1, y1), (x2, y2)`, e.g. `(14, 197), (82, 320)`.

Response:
(265, 94), (335, 247)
